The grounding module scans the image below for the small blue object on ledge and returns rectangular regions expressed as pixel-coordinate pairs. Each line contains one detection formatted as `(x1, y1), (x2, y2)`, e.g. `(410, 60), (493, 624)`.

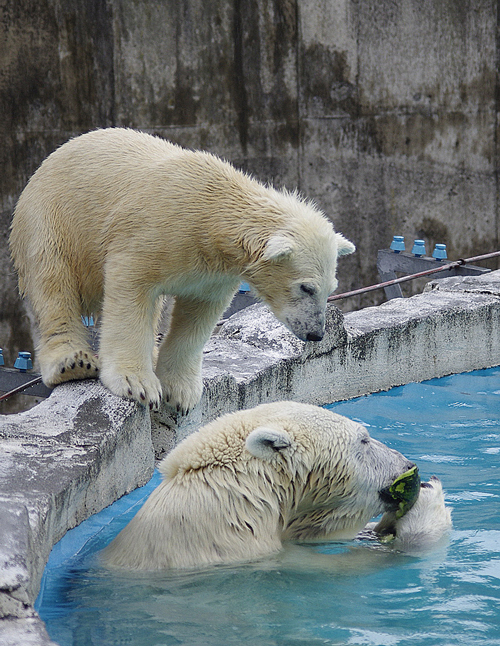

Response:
(0, 348), (4, 367)
(390, 236), (405, 253)
(432, 243), (447, 261)
(81, 316), (94, 327)
(411, 239), (426, 257)
(14, 351), (33, 372)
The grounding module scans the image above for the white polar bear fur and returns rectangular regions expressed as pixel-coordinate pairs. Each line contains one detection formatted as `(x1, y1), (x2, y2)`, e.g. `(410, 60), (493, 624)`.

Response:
(370, 476), (452, 552)
(103, 401), (416, 570)
(9, 128), (355, 412)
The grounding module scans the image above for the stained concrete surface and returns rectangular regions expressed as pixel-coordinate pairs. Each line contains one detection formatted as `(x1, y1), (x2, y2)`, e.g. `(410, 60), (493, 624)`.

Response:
(0, 271), (498, 645)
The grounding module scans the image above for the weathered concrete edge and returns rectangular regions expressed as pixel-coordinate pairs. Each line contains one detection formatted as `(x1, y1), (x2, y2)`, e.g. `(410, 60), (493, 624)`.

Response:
(0, 270), (499, 645)
(0, 382), (155, 645)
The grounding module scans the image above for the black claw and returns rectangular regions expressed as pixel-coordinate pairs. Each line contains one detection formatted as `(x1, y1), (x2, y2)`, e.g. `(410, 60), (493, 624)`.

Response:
(61, 367), (65, 374)
(78, 360), (84, 368)
(70, 363), (76, 369)
(86, 363), (91, 370)
(149, 402), (154, 410)
(140, 392), (146, 401)
(127, 388), (133, 396)
(176, 404), (181, 413)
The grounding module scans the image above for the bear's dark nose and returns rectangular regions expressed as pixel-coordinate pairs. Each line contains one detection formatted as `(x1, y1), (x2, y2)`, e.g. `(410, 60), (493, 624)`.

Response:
(306, 332), (323, 342)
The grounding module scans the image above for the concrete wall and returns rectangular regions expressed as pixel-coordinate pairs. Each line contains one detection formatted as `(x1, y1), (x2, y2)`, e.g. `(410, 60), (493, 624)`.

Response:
(0, 270), (499, 645)
(1, 0), (499, 373)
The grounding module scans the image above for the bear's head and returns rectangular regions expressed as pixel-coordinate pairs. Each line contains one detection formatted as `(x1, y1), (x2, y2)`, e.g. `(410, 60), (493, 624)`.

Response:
(242, 404), (418, 542)
(241, 192), (355, 342)
(165, 403), (417, 542)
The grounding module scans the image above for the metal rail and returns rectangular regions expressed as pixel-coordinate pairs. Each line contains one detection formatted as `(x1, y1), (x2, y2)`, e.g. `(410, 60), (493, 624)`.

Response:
(0, 375), (44, 402)
(328, 250), (500, 302)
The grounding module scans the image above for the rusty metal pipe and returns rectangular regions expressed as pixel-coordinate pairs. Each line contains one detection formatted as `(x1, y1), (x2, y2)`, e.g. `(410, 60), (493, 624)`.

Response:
(328, 250), (500, 302)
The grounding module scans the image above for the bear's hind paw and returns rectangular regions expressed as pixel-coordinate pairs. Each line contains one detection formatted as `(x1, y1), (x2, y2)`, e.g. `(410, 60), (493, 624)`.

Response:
(42, 350), (100, 387)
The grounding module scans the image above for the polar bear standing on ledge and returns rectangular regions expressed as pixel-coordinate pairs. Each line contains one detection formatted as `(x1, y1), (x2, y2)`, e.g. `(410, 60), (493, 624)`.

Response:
(10, 128), (355, 412)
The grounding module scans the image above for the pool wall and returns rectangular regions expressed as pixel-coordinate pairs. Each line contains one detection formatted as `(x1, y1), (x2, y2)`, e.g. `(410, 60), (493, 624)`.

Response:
(1, 270), (499, 646)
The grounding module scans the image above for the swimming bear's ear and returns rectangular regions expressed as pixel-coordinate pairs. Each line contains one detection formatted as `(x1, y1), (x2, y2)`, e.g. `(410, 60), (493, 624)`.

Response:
(245, 427), (292, 460)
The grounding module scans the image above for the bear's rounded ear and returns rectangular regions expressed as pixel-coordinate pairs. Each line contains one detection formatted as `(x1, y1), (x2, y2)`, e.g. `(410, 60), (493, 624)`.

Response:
(245, 427), (292, 460)
(262, 234), (296, 262)
(336, 233), (356, 257)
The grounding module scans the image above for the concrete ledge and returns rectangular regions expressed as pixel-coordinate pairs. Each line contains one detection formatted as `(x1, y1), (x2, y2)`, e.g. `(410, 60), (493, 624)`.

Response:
(1, 270), (499, 645)
(0, 382), (154, 645)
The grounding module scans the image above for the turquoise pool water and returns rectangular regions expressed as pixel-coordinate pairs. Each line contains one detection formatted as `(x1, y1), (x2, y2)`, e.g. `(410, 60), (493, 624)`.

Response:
(36, 367), (500, 646)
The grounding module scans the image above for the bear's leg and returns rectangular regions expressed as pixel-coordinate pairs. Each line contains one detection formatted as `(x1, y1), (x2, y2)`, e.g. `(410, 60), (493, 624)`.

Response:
(35, 289), (100, 387)
(98, 284), (163, 409)
(155, 294), (234, 414)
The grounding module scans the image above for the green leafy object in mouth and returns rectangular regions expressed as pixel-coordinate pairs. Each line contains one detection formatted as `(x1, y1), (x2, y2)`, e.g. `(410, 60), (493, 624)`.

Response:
(389, 465), (420, 518)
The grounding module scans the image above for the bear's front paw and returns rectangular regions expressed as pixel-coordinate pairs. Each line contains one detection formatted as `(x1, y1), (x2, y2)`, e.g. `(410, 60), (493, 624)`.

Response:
(42, 350), (100, 387)
(100, 368), (163, 411)
(161, 375), (203, 416)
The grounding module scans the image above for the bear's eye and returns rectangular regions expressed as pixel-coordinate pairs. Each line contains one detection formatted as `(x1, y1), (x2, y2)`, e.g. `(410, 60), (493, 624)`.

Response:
(361, 436), (370, 445)
(300, 283), (316, 296)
